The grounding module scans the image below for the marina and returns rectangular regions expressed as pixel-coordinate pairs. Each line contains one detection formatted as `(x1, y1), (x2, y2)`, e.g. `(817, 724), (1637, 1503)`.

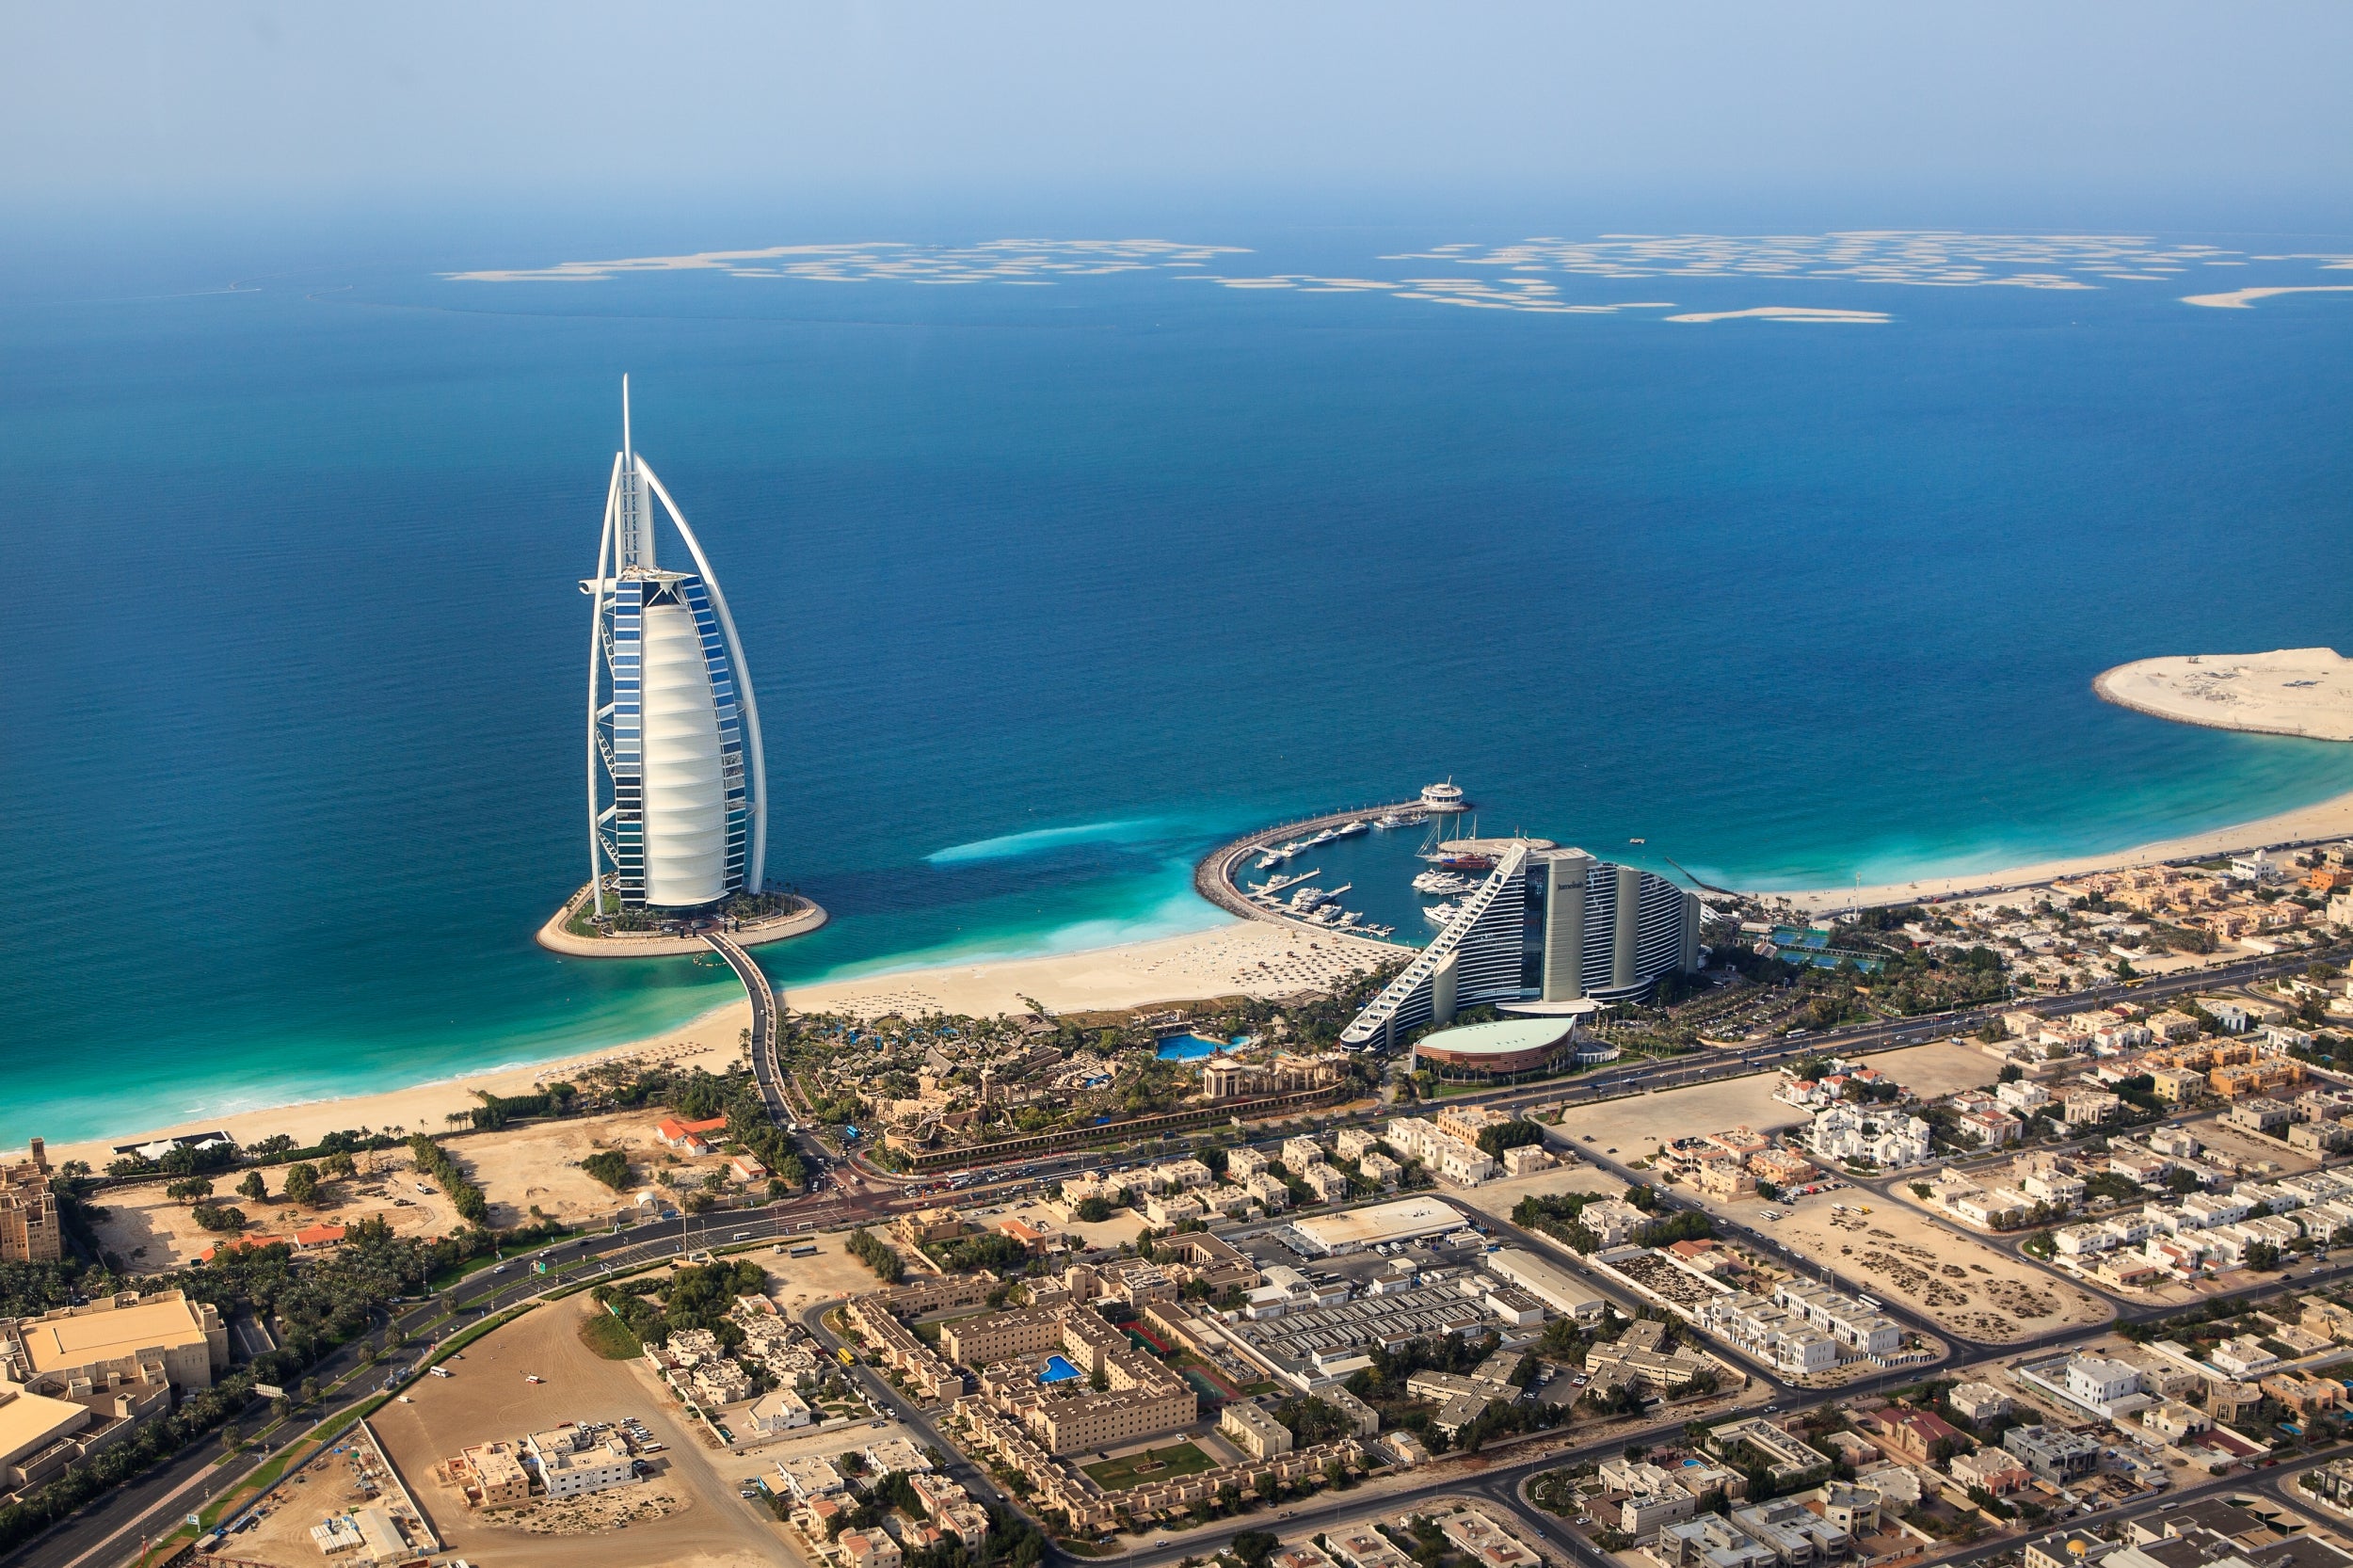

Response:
(1192, 792), (1446, 942)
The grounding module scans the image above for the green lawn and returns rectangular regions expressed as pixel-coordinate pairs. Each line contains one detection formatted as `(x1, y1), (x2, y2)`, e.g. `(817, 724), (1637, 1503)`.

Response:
(579, 1310), (643, 1361)
(1080, 1441), (1217, 1489)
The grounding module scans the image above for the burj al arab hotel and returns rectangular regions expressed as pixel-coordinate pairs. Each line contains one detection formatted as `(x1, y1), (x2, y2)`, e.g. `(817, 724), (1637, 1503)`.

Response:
(580, 380), (768, 914)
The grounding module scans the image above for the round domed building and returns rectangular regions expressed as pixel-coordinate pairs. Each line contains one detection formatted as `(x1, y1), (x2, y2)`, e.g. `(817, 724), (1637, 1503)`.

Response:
(1410, 1015), (1619, 1081)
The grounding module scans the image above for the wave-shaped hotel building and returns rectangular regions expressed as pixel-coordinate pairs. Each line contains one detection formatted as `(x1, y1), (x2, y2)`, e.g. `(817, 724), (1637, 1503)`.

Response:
(580, 382), (769, 913)
(1340, 841), (1700, 1049)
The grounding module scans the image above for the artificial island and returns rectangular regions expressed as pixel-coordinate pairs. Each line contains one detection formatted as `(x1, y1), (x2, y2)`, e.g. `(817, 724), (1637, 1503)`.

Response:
(2095, 648), (2353, 743)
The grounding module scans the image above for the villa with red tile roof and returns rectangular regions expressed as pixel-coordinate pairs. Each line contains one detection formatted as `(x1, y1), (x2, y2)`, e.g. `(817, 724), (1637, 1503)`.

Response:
(656, 1114), (729, 1154)
(1865, 1406), (1963, 1464)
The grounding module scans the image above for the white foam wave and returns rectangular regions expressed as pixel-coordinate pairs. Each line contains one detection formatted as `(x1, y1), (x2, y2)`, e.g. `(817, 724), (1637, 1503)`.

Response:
(926, 818), (1172, 866)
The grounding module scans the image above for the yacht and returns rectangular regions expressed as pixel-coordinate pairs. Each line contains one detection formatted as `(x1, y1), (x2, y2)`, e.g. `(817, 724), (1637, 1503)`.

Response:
(1373, 812), (1406, 830)
(1306, 827), (1338, 848)
(1412, 869), (1473, 895)
(1422, 902), (1460, 923)
(1335, 819), (1369, 838)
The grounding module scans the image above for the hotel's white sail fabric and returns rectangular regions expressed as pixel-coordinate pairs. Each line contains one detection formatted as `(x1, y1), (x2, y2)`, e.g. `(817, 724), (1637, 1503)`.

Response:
(637, 600), (728, 905)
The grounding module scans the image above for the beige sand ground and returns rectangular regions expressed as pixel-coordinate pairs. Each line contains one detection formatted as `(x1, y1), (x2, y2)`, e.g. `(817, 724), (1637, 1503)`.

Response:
(230, 1422), (437, 1568)
(449, 1109), (753, 1227)
(1765, 1188), (2111, 1344)
(1854, 1040), (2005, 1099)
(1548, 1075), (1809, 1160)
(786, 920), (1394, 1020)
(984, 1197), (1151, 1252)
(51, 1018), (750, 1171)
(1772, 780), (2353, 914)
(760, 1231), (894, 1315)
(55, 920), (1394, 1164)
(2096, 648), (2353, 741)
(2185, 1117), (2319, 1178)
(1447, 1156), (1631, 1227)
(92, 1153), (470, 1269)
(365, 1295), (787, 1568)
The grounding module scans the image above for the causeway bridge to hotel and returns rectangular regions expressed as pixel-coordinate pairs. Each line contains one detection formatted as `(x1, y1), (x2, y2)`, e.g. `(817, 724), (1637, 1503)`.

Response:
(702, 929), (789, 1124)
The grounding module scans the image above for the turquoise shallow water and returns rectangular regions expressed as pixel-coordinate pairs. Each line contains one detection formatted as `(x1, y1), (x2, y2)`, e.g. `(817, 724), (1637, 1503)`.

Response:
(2, 213), (2351, 1146)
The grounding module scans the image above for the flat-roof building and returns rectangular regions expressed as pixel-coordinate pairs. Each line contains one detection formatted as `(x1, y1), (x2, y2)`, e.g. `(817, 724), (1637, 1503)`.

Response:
(0, 1384), (90, 1491)
(528, 1428), (634, 1498)
(1221, 1399), (1294, 1459)
(1, 1292), (226, 1395)
(1486, 1247), (1608, 1322)
(1289, 1195), (1464, 1256)
(0, 1141), (60, 1264)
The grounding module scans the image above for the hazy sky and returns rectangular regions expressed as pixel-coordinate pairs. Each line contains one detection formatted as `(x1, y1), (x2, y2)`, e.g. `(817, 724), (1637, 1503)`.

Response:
(8, 2), (2351, 216)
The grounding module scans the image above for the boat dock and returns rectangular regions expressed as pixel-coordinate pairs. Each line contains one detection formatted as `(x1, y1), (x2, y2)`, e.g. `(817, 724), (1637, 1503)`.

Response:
(1193, 799), (1427, 943)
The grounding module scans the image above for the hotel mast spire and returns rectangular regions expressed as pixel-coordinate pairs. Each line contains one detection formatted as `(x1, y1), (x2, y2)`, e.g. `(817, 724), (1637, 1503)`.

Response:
(616, 374), (653, 569)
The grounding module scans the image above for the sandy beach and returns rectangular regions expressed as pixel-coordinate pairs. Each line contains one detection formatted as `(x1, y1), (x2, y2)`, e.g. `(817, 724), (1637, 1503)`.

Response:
(53, 920), (1393, 1168)
(54, 757), (2353, 1164)
(1769, 782), (2353, 915)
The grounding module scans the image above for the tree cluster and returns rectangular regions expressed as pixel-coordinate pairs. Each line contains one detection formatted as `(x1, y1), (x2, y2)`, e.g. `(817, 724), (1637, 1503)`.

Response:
(407, 1136), (488, 1224)
(848, 1227), (904, 1284)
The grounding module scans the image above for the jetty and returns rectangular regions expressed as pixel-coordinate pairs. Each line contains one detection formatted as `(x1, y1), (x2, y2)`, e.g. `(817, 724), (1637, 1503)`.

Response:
(1193, 799), (1424, 940)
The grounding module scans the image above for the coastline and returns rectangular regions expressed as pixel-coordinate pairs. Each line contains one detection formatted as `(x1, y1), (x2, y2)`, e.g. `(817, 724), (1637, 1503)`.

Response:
(55, 775), (2353, 1165)
(1768, 782), (2353, 914)
(51, 919), (1395, 1169)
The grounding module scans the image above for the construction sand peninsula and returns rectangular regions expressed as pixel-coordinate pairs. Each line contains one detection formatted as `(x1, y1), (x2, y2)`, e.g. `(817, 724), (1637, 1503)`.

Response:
(2093, 648), (2353, 742)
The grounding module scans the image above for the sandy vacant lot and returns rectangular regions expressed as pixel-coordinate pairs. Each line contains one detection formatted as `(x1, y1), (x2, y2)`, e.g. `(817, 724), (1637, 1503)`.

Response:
(366, 1294), (787, 1568)
(93, 1153), (470, 1270)
(1449, 1155), (1630, 1226)
(760, 1231), (895, 1316)
(451, 1109), (752, 1228)
(2186, 1116), (2318, 1178)
(1863, 1040), (2008, 1099)
(1765, 1189), (2112, 1344)
(1551, 1075), (1807, 1160)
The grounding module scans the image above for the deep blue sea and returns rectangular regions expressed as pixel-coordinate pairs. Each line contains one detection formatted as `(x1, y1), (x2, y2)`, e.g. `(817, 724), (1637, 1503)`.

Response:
(4, 214), (2351, 1145)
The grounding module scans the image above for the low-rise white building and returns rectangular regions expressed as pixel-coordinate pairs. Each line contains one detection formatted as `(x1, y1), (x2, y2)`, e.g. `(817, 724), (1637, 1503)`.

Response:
(1808, 1105), (1933, 1169)
(528, 1428), (635, 1498)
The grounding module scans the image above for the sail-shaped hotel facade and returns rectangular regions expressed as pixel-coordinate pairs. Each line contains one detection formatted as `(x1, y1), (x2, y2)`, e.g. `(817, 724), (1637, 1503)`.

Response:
(581, 381), (768, 914)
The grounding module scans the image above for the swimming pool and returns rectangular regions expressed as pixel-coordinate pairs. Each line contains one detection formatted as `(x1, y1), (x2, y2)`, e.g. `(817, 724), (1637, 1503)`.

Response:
(1040, 1354), (1082, 1384)
(1154, 1033), (1243, 1061)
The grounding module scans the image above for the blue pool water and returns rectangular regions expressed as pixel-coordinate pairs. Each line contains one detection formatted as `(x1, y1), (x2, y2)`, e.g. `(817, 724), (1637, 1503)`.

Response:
(1040, 1354), (1081, 1384)
(5, 206), (2353, 1144)
(1155, 1034), (1241, 1062)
